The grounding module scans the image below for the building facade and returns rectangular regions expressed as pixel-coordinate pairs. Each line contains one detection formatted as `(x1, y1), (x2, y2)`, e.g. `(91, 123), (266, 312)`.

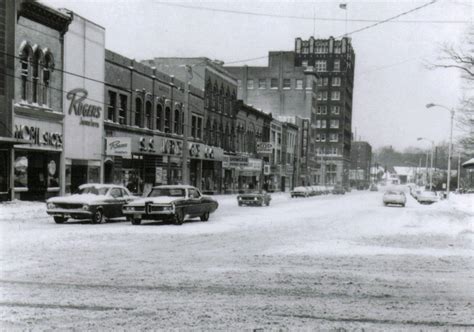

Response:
(225, 51), (318, 186)
(349, 141), (372, 189)
(294, 36), (355, 187)
(9, 1), (70, 200)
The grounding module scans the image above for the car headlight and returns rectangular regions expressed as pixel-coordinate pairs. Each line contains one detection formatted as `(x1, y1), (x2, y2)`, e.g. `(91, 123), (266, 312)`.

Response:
(254, 197), (258, 201)
(82, 204), (90, 211)
(124, 206), (134, 211)
(162, 206), (172, 211)
(47, 202), (55, 209)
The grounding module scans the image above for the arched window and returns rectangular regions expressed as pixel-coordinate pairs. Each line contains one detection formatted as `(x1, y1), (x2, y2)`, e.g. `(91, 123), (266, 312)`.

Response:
(164, 107), (171, 133)
(19, 43), (32, 101)
(213, 83), (218, 110)
(134, 98), (142, 127)
(174, 109), (180, 134)
(219, 85), (224, 113)
(42, 52), (53, 106)
(224, 124), (230, 151)
(32, 48), (42, 104)
(212, 120), (218, 146)
(156, 104), (163, 131)
(145, 101), (152, 129)
(205, 118), (211, 144)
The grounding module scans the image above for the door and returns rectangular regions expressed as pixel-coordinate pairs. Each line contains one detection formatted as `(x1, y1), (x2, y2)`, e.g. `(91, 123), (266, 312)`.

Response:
(71, 164), (88, 193)
(187, 188), (202, 216)
(108, 187), (124, 218)
(28, 152), (47, 200)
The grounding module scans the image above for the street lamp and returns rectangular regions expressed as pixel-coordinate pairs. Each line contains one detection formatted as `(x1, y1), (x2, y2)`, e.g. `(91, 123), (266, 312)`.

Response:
(417, 137), (434, 191)
(425, 103), (455, 199)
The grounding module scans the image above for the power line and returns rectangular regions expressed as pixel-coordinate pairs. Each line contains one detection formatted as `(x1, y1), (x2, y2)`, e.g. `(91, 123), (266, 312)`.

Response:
(152, 1), (467, 24)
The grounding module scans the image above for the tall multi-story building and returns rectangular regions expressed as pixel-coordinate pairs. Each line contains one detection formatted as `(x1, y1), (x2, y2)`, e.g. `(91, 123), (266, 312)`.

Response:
(294, 36), (355, 186)
(225, 51), (318, 186)
(349, 141), (372, 189)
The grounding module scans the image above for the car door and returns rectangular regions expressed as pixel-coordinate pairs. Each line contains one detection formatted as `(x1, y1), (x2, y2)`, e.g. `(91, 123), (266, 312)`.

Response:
(108, 187), (124, 218)
(186, 188), (200, 216)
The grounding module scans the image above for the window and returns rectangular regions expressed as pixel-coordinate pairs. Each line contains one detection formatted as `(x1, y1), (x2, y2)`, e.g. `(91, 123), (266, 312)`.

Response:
(316, 78), (323, 86)
(145, 101), (152, 129)
(315, 133), (321, 141)
(156, 104), (162, 130)
(237, 80), (242, 88)
(32, 49), (41, 103)
(134, 98), (142, 127)
(302, 60), (308, 67)
(316, 120), (321, 128)
(191, 114), (203, 139)
(317, 106), (327, 114)
(164, 107), (171, 133)
(334, 46), (341, 54)
(329, 133), (338, 142)
(321, 120), (326, 128)
(283, 78), (291, 89)
(197, 117), (202, 139)
(331, 91), (340, 101)
(296, 79), (303, 90)
(270, 78), (278, 89)
(107, 91), (116, 122)
(332, 77), (341, 86)
(174, 109), (181, 134)
(315, 60), (327, 72)
(333, 60), (340, 72)
(315, 44), (328, 54)
(330, 119), (339, 128)
(331, 106), (340, 115)
(323, 77), (329, 86)
(321, 91), (328, 101)
(42, 53), (53, 105)
(119, 94), (127, 125)
(258, 79), (266, 89)
(20, 46), (30, 101)
(247, 79), (254, 89)
(321, 133), (326, 142)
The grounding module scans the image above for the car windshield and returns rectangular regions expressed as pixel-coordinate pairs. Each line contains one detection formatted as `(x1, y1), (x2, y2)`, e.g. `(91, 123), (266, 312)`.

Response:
(76, 186), (109, 195)
(148, 188), (186, 197)
(422, 191), (437, 197)
(385, 191), (402, 195)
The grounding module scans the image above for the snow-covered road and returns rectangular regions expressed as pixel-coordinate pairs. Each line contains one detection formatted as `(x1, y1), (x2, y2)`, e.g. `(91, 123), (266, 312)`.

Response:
(1, 187), (473, 330)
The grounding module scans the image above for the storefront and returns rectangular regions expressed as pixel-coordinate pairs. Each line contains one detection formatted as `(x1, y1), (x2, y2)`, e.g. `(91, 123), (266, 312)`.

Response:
(62, 12), (105, 194)
(223, 155), (263, 193)
(12, 121), (63, 200)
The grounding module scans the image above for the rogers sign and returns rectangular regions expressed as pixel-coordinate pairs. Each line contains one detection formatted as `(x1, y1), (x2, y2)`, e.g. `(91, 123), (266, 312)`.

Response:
(66, 88), (101, 118)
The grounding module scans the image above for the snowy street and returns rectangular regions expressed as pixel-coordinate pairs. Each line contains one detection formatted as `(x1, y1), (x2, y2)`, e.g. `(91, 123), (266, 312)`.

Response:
(1, 187), (473, 330)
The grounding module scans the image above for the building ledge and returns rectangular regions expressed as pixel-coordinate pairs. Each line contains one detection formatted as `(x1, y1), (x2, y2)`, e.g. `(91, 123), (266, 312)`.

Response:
(14, 103), (64, 122)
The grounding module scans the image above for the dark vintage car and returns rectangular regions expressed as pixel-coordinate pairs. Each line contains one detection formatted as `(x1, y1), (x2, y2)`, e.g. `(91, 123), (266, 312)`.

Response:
(46, 184), (135, 224)
(122, 185), (218, 225)
(237, 191), (271, 207)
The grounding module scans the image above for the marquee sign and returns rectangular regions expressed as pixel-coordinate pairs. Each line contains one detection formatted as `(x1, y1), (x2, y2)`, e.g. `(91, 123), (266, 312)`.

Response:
(256, 142), (274, 154)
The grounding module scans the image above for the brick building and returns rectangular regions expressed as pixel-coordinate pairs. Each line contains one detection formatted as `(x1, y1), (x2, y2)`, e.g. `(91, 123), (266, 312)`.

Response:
(349, 141), (372, 189)
(225, 52), (318, 185)
(294, 36), (355, 187)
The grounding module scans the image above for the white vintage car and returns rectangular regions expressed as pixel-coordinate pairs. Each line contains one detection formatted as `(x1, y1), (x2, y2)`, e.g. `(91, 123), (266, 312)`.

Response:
(46, 184), (135, 224)
(123, 185), (218, 225)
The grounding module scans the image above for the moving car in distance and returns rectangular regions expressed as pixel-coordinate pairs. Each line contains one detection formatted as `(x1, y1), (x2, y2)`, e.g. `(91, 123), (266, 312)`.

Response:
(123, 185), (218, 225)
(416, 191), (439, 205)
(290, 186), (310, 198)
(383, 190), (406, 207)
(46, 184), (135, 224)
(332, 185), (346, 195)
(237, 191), (271, 207)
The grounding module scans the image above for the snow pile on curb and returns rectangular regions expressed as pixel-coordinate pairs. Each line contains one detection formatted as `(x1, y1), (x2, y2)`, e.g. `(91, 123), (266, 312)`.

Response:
(433, 193), (474, 215)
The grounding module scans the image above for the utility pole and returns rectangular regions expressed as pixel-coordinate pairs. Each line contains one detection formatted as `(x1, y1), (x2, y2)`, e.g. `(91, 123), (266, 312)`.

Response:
(181, 65), (192, 185)
(457, 151), (461, 192)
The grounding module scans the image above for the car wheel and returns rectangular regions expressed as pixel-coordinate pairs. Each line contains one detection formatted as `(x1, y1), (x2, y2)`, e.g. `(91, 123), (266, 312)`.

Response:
(265, 201), (270, 206)
(200, 212), (210, 222)
(238, 202), (242, 206)
(54, 216), (67, 224)
(401, 203), (405, 207)
(131, 218), (141, 225)
(92, 209), (104, 224)
(174, 209), (184, 225)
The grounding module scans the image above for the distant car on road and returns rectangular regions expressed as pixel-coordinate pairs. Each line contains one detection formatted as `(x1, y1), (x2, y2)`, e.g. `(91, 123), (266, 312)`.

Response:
(369, 184), (378, 192)
(332, 185), (346, 195)
(383, 190), (406, 207)
(237, 191), (271, 206)
(416, 191), (439, 205)
(291, 186), (310, 198)
(46, 184), (135, 224)
(123, 185), (218, 225)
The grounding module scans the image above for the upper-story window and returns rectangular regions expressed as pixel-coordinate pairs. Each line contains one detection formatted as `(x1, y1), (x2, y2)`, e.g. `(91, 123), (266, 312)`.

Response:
(174, 109), (181, 134)
(270, 78), (278, 89)
(156, 104), (162, 130)
(333, 60), (340, 72)
(334, 46), (341, 54)
(332, 77), (341, 86)
(42, 53), (53, 105)
(247, 79), (254, 89)
(145, 101), (152, 129)
(331, 105), (340, 115)
(315, 44), (328, 54)
(258, 79), (266, 89)
(134, 98), (142, 127)
(164, 107), (171, 133)
(237, 80), (242, 88)
(20, 45), (31, 101)
(302, 60), (309, 67)
(107, 91), (117, 122)
(331, 91), (340, 101)
(119, 94), (127, 125)
(330, 119), (340, 128)
(296, 79), (303, 90)
(283, 79), (291, 90)
(315, 60), (327, 72)
(32, 49), (42, 104)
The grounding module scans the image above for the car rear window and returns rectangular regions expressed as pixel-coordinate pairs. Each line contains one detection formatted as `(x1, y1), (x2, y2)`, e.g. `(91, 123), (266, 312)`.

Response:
(148, 188), (185, 197)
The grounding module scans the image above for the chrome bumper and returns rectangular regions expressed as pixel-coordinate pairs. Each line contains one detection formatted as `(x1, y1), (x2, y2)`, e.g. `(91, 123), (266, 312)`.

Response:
(47, 209), (92, 216)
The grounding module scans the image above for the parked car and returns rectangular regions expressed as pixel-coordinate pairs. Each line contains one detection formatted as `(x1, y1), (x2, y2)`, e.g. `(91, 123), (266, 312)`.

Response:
(383, 190), (406, 207)
(332, 185), (346, 195)
(123, 185), (218, 225)
(291, 186), (310, 198)
(46, 184), (135, 224)
(237, 191), (271, 206)
(369, 184), (378, 192)
(416, 191), (439, 205)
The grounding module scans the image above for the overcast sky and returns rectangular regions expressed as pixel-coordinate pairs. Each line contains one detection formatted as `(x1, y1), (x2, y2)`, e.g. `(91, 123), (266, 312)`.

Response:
(42, 0), (473, 150)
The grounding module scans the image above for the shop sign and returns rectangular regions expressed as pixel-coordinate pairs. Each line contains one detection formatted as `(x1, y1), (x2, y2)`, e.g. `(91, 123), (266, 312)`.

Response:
(242, 158), (262, 171)
(139, 137), (155, 153)
(106, 137), (131, 158)
(264, 164), (271, 175)
(223, 155), (248, 168)
(187, 142), (220, 160)
(155, 167), (164, 183)
(66, 88), (102, 127)
(14, 124), (63, 148)
(256, 142), (273, 154)
(160, 138), (183, 156)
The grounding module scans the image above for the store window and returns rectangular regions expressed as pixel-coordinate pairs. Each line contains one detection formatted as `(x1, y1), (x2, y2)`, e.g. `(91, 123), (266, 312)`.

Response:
(14, 152), (28, 188)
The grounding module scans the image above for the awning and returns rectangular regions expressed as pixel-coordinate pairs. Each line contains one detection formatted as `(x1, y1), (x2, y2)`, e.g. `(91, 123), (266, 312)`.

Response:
(0, 137), (30, 148)
(462, 157), (474, 169)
